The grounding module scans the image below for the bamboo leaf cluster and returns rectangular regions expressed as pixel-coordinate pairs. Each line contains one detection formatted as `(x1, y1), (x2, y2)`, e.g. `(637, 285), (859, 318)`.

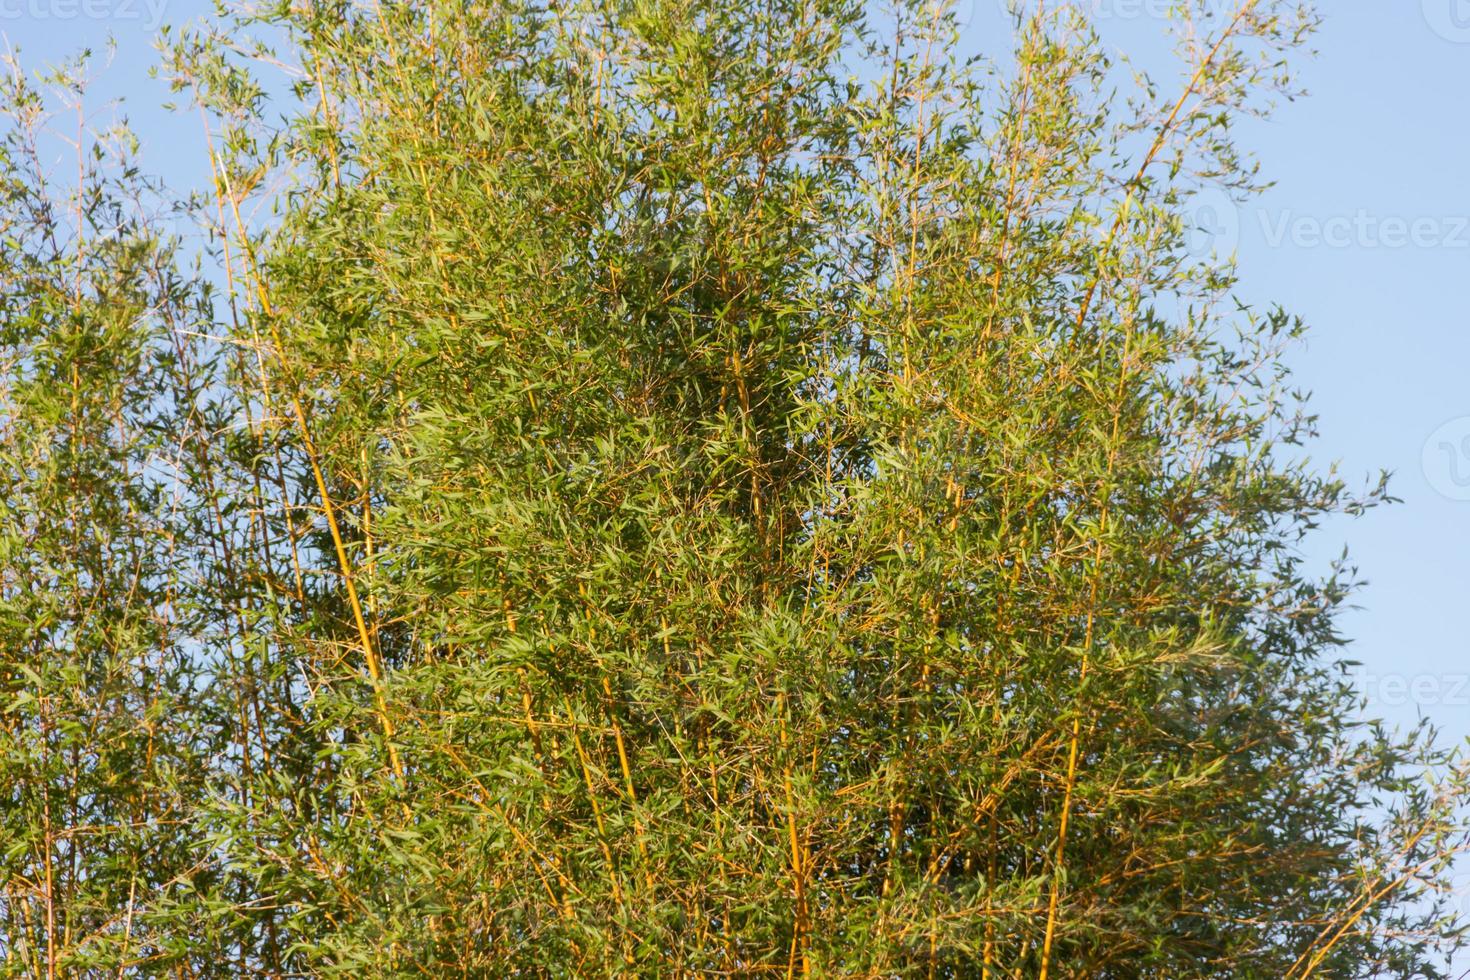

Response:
(1, 1), (1468, 976)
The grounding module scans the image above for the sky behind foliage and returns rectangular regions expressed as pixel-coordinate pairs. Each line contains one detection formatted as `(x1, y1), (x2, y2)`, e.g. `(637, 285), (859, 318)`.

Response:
(3, 0), (1467, 964)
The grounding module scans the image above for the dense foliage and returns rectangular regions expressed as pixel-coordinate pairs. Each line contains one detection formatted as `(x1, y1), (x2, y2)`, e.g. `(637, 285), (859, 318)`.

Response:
(2, 0), (1468, 976)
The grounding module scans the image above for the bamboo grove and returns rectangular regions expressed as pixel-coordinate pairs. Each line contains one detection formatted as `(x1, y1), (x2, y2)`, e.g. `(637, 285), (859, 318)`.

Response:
(2, 0), (1468, 976)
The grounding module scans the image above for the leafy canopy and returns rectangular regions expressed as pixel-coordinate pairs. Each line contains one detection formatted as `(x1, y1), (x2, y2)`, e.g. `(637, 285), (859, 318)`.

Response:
(1, 1), (1467, 977)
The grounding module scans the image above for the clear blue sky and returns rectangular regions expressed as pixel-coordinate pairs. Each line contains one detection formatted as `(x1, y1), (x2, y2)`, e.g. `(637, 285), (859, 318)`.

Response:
(5, 0), (1468, 954)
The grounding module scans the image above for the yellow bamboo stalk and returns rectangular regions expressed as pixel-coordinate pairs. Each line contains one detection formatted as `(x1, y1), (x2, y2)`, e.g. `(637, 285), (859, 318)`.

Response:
(565, 701), (635, 967)
(1037, 5), (1259, 976)
(1286, 818), (1438, 979)
(602, 674), (655, 890)
(205, 145), (404, 782)
(777, 697), (810, 978)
